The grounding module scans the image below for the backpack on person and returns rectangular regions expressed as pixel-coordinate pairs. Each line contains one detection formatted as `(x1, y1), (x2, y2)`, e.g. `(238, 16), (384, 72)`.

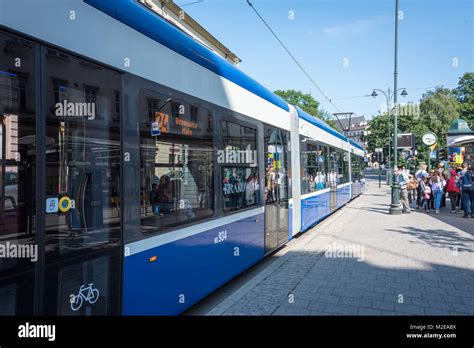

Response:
(459, 170), (473, 191)
(407, 175), (418, 191)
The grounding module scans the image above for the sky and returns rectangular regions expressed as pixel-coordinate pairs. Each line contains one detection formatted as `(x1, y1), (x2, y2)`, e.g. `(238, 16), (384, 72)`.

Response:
(176, 0), (473, 119)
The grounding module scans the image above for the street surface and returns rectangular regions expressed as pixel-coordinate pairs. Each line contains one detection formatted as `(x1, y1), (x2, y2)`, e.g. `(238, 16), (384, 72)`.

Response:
(187, 178), (474, 315)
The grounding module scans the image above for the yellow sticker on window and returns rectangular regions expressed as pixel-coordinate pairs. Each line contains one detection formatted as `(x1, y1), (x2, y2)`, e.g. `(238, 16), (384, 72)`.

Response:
(59, 196), (72, 213)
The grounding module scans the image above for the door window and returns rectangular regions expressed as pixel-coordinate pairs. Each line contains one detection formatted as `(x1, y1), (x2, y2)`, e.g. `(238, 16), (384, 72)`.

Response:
(0, 32), (36, 315)
(43, 48), (122, 261)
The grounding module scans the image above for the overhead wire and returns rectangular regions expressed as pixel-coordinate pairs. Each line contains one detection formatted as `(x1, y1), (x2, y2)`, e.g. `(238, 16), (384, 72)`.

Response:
(246, 0), (342, 113)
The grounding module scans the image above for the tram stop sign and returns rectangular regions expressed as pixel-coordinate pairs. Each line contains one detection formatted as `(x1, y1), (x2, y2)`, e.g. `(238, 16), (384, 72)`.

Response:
(422, 132), (437, 146)
(151, 121), (161, 136)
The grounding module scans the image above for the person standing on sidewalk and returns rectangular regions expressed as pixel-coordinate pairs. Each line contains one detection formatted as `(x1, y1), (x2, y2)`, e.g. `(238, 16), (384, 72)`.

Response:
(430, 171), (446, 215)
(428, 170), (436, 210)
(420, 174), (432, 213)
(407, 171), (418, 207)
(459, 162), (474, 218)
(446, 169), (461, 213)
(415, 164), (428, 209)
(437, 163), (447, 208)
(396, 167), (411, 213)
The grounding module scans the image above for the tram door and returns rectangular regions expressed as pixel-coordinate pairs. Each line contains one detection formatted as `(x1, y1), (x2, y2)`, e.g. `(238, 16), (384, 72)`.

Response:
(329, 148), (339, 211)
(0, 31), (123, 315)
(264, 126), (289, 254)
(41, 48), (122, 315)
(0, 32), (37, 314)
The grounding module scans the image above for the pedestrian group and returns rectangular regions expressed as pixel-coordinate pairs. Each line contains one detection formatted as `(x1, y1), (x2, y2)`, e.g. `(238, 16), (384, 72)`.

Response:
(395, 161), (474, 218)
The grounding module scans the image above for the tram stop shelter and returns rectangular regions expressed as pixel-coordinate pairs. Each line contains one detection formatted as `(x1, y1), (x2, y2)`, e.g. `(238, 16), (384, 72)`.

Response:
(446, 118), (474, 167)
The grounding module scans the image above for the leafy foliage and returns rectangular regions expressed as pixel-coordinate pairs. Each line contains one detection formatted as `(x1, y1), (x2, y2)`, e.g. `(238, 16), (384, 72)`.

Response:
(274, 89), (338, 129)
(274, 89), (319, 115)
(418, 87), (460, 147)
(363, 83), (466, 169)
(454, 72), (474, 129)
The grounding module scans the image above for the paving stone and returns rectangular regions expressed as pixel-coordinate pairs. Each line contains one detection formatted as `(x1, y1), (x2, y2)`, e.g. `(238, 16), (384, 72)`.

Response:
(371, 300), (395, 311)
(201, 180), (474, 317)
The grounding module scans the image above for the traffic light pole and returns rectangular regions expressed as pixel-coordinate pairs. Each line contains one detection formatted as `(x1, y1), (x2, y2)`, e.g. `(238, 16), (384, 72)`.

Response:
(427, 147), (431, 170)
(379, 166), (381, 188)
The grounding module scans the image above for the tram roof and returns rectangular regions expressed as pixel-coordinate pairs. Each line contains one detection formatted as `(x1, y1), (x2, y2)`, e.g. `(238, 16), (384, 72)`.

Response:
(83, 0), (290, 113)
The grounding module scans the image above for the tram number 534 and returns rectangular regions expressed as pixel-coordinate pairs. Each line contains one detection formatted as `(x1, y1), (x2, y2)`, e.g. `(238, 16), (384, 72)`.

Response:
(214, 230), (227, 244)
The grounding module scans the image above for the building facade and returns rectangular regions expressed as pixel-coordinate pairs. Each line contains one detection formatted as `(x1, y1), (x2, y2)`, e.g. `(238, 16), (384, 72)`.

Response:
(334, 115), (368, 147)
(139, 0), (241, 65)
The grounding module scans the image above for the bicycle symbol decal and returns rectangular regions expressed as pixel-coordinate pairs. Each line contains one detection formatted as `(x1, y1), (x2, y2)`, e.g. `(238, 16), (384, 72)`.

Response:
(70, 283), (100, 311)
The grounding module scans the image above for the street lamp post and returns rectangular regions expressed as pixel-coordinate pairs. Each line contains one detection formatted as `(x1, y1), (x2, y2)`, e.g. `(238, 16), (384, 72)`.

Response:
(391, 0), (401, 215)
(370, 0), (406, 215)
(370, 87), (407, 186)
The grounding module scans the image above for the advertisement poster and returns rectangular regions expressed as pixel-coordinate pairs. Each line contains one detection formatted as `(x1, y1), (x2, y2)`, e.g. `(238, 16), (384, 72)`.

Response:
(448, 147), (465, 165)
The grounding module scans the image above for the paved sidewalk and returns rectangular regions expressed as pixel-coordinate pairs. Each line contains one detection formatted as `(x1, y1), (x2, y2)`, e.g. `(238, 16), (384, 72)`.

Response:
(191, 179), (474, 316)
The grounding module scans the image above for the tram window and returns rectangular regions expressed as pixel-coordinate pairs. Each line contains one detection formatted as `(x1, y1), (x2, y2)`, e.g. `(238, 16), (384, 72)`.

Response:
(342, 150), (350, 183)
(221, 121), (259, 212)
(0, 32), (37, 314)
(334, 148), (349, 184)
(264, 126), (290, 205)
(43, 48), (122, 261)
(307, 143), (330, 193)
(319, 145), (329, 186)
(328, 147), (339, 186)
(304, 143), (316, 193)
(351, 153), (364, 182)
(139, 92), (214, 235)
(301, 142), (329, 193)
(299, 137), (308, 194)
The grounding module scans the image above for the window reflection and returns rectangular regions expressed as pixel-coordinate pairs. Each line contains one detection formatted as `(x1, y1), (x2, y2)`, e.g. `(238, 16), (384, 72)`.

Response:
(351, 153), (366, 183)
(140, 94), (214, 235)
(301, 141), (350, 194)
(264, 128), (289, 205)
(301, 141), (331, 194)
(0, 31), (36, 315)
(44, 49), (121, 261)
(0, 32), (36, 278)
(222, 121), (259, 212)
(223, 166), (259, 211)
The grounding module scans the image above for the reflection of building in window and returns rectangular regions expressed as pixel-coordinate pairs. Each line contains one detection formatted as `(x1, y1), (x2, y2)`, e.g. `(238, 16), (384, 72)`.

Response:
(190, 105), (198, 123)
(53, 79), (68, 104)
(140, 92), (214, 236)
(85, 85), (99, 117)
(171, 102), (181, 118)
(147, 98), (159, 121)
(351, 153), (365, 182)
(85, 85), (98, 104)
(1, 113), (18, 160)
(114, 90), (121, 121)
(0, 74), (28, 110)
(222, 121), (259, 211)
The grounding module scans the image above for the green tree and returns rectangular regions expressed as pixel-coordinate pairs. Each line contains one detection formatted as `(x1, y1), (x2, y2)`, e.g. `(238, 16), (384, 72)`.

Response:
(274, 89), (319, 115)
(274, 89), (337, 129)
(364, 86), (462, 171)
(316, 108), (338, 129)
(363, 112), (390, 162)
(398, 114), (432, 168)
(454, 72), (474, 129)
(419, 87), (460, 148)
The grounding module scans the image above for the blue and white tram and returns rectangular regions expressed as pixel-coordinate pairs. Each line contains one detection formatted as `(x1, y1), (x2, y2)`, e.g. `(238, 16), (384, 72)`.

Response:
(0, 0), (365, 315)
